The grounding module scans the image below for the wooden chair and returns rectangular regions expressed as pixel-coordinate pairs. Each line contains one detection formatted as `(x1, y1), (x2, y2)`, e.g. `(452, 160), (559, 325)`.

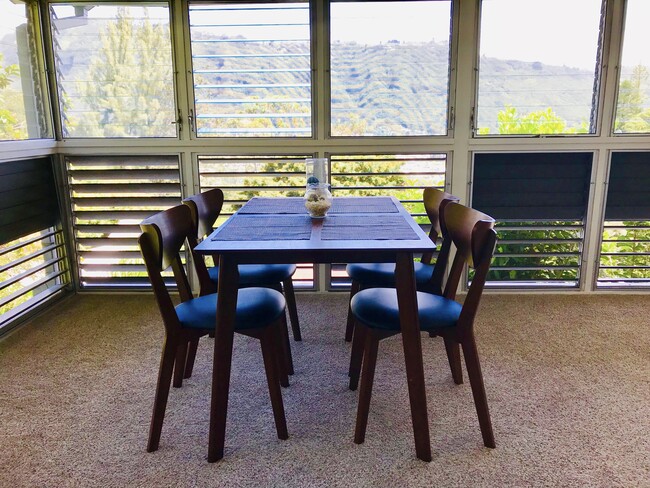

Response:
(344, 188), (460, 342)
(348, 201), (497, 450)
(183, 189), (302, 342)
(139, 204), (288, 453)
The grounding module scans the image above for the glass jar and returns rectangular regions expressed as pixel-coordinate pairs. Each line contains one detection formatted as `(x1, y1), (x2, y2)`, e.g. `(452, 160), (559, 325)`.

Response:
(304, 183), (333, 218)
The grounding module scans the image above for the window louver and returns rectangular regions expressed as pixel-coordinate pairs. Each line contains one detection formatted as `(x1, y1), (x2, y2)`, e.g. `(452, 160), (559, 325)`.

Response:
(66, 155), (182, 288)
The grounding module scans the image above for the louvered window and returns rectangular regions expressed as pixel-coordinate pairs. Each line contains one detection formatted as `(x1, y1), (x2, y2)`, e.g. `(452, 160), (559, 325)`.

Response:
(66, 155), (181, 288)
(1, 157), (69, 332)
(597, 152), (650, 287)
(472, 152), (592, 288)
(330, 153), (447, 288)
(0, 229), (69, 332)
(189, 2), (312, 137)
(198, 154), (314, 288)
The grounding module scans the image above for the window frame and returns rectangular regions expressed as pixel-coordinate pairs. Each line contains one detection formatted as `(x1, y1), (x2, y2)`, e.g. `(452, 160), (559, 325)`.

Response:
(472, 0), (608, 139)
(45, 0), (180, 140)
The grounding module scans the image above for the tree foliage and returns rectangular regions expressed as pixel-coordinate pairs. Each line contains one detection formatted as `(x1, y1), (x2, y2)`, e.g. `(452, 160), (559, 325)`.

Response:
(0, 53), (26, 140)
(71, 7), (175, 137)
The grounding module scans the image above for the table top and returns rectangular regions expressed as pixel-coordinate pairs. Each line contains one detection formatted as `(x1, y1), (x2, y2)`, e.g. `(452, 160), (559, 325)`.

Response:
(194, 196), (435, 263)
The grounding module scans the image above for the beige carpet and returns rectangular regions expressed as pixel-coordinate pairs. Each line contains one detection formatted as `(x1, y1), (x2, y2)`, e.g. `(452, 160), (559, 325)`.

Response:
(0, 293), (648, 487)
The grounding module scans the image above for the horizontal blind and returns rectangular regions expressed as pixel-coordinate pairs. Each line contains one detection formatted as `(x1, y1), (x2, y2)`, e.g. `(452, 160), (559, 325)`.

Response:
(605, 152), (650, 220)
(473, 152), (592, 220)
(66, 155), (181, 288)
(473, 152), (593, 288)
(0, 157), (59, 246)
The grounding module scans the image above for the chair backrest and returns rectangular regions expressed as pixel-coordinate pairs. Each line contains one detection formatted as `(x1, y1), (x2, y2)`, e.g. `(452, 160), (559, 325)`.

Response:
(442, 202), (497, 332)
(421, 188), (460, 294)
(182, 189), (225, 295)
(183, 188), (224, 239)
(139, 204), (195, 332)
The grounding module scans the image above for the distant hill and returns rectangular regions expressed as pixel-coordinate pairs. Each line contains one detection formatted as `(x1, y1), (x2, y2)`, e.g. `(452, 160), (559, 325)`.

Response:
(2, 22), (646, 135)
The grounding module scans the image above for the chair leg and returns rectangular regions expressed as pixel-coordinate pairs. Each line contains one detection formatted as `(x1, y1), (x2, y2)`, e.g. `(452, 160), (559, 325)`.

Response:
(260, 324), (289, 440)
(354, 328), (379, 444)
(147, 338), (176, 452)
(348, 321), (367, 390)
(345, 280), (361, 342)
(279, 313), (294, 375)
(443, 337), (463, 385)
(273, 321), (290, 388)
(461, 334), (495, 448)
(282, 279), (302, 341)
(173, 341), (188, 388)
(184, 338), (200, 379)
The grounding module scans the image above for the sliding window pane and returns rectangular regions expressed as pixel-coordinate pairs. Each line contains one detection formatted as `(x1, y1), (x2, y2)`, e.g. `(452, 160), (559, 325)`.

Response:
(476, 0), (603, 136)
(614, 0), (650, 134)
(0, 0), (50, 140)
(330, 1), (452, 137)
(49, 3), (175, 138)
(189, 2), (311, 137)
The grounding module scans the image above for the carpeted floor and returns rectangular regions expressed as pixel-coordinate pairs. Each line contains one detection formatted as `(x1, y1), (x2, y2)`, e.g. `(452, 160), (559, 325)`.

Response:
(0, 293), (648, 487)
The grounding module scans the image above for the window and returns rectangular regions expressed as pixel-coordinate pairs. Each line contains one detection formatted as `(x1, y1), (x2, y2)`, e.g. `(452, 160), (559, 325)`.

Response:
(66, 155), (181, 288)
(472, 152), (592, 287)
(49, 3), (176, 138)
(189, 2), (312, 137)
(613, 0), (650, 134)
(331, 153), (447, 287)
(597, 152), (650, 287)
(1, 157), (68, 332)
(197, 154), (315, 287)
(0, 0), (50, 141)
(0, 229), (69, 332)
(330, 1), (452, 137)
(476, 0), (604, 136)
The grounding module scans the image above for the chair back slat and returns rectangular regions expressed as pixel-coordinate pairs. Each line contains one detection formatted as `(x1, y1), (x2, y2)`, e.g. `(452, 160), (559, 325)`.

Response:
(441, 202), (498, 332)
(444, 203), (495, 269)
(183, 189), (225, 296)
(139, 205), (196, 330)
(140, 205), (193, 271)
(422, 187), (459, 242)
(183, 188), (224, 239)
(138, 231), (181, 333)
(422, 188), (460, 293)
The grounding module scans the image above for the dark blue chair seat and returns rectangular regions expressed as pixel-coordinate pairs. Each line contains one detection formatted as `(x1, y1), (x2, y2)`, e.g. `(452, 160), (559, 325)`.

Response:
(208, 264), (297, 287)
(346, 262), (434, 288)
(350, 287), (462, 332)
(176, 287), (286, 331)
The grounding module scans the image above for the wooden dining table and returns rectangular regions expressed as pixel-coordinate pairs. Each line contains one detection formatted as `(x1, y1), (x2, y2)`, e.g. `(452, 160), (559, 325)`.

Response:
(194, 195), (436, 462)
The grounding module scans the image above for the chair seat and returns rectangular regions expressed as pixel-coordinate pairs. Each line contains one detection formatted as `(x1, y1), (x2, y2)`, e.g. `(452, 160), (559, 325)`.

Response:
(350, 287), (462, 332)
(176, 287), (286, 330)
(208, 264), (297, 287)
(346, 262), (434, 287)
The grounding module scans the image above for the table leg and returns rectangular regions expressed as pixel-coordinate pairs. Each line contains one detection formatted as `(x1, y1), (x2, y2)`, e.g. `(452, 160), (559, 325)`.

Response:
(208, 256), (239, 462)
(394, 252), (432, 462)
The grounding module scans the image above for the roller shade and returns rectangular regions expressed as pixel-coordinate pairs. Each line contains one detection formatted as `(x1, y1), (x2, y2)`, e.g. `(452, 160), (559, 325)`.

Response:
(0, 157), (60, 246)
(605, 152), (650, 220)
(472, 152), (592, 220)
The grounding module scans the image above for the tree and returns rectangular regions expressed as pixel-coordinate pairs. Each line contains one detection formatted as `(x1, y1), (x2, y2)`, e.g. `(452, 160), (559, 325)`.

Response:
(615, 65), (650, 133)
(0, 53), (25, 140)
(74, 7), (175, 137)
(478, 105), (588, 135)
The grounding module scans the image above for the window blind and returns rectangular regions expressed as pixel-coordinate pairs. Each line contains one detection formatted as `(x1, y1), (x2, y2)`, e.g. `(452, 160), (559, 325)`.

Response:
(0, 157), (60, 246)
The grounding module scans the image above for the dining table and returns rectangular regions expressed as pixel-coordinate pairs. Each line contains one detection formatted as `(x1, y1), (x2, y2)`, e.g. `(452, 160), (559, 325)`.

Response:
(194, 195), (436, 462)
